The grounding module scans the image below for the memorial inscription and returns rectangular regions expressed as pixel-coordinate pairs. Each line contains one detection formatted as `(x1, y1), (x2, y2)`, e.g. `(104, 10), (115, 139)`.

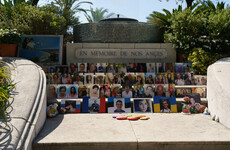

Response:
(76, 49), (167, 59)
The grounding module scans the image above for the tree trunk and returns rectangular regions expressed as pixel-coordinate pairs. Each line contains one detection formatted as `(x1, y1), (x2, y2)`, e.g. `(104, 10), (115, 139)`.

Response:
(186, 0), (194, 8)
(32, 0), (39, 6)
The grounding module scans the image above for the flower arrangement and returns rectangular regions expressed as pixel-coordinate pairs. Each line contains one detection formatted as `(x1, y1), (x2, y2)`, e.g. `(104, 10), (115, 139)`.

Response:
(0, 29), (21, 44)
(182, 96), (206, 114)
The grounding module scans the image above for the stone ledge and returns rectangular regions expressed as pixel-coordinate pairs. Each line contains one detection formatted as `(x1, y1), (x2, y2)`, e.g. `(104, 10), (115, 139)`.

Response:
(33, 114), (230, 150)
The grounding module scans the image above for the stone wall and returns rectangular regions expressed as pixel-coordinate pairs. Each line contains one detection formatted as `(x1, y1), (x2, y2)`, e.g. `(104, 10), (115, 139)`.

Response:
(74, 23), (164, 43)
(207, 58), (230, 128)
(66, 43), (176, 64)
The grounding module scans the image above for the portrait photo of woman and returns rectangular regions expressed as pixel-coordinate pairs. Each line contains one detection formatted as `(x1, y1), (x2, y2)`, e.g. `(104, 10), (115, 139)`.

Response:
(133, 99), (152, 113)
(68, 85), (78, 98)
(58, 85), (68, 99)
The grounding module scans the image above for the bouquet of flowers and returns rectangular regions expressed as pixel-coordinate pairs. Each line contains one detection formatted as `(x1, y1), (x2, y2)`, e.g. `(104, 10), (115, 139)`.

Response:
(182, 96), (206, 114)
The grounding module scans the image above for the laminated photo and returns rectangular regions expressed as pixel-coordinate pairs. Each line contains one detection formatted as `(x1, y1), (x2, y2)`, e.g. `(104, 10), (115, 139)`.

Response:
(68, 85), (78, 98)
(90, 84), (100, 98)
(78, 63), (87, 73)
(95, 73), (105, 84)
(146, 63), (155, 73)
(144, 84), (155, 98)
(145, 73), (155, 84)
(133, 98), (152, 113)
(61, 99), (81, 113)
(107, 98), (131, 113)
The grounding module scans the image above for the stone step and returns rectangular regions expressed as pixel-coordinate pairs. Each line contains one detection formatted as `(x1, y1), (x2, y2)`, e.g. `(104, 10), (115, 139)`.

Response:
(33, 114), (230, 150)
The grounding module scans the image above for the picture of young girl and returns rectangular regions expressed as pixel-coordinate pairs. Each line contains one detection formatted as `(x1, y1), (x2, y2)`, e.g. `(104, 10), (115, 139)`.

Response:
(133, 99), (152, 113)
(58, 85), (68, 98)
(68, 85), (78, 98)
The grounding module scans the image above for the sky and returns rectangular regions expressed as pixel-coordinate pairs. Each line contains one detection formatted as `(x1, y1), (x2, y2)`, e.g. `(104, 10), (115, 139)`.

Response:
(37, 0), (230, 23)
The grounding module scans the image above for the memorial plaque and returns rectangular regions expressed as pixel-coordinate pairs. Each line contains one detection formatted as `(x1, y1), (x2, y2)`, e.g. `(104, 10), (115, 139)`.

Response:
(75, 49), (167, 59)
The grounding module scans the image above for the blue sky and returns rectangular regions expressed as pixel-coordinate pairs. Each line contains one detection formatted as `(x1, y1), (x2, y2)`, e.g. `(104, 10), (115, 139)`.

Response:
(38, 0), (230, 23)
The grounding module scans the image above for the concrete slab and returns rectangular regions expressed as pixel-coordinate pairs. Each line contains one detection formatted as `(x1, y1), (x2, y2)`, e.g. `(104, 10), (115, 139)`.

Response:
(33, 114), (230, 150)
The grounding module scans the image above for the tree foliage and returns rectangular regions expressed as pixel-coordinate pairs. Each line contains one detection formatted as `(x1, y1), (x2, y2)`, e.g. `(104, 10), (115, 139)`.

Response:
(85, 7), (115, 23)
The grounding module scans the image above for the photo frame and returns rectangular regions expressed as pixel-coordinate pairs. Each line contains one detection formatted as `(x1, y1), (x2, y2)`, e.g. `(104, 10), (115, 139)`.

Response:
(105, 73), (115, 84)
(97, 63), (107, 73)
(133, 98), (152, 113)
(57, 85), (68, 98)
(84, 73), (94, 84)
(68, 85), (78, 98)
(19, 35), (63, 64)
(72, 73), (84, 85)
(146, 63), (155, 73)
(136, 63), (147, 73)
(107, 97), (131, 113)
(144, 84), (155, 98)
(47, 84), (57, 100)
(165, 72), (174, 84)
(78, 63), (87, 73)
(155, 84), (166, 96)
(176, 88), (192, 98)
(60, 99), (81, 113)
(165, 63), (174, 73)
(87, 63), (97, 73)
(68, 63), (78, 75)
(127, 63), (137, 72)
(99, 84), (111, 98)
(156, 63), (165, 73)
(194, 75), (207, 85)
(133, 84), (144, 98)
(122, 85), (133, 98)
(117, 63), (127, 73)
(90, 84), (100, 98)
(135, 73), (145, 84)
(82, 97), (106, 113)
(153, 96), (177, 113)
(175, 63), (184, 73)
(95, 73), (105, 84)
(155, 73), (165, 84)
(174, 73), (185, 85)
(107, 63), (116, 73)
(111, 84), (122, 98)
(78, 85), (90, 98)
(145, 73), (155, 84)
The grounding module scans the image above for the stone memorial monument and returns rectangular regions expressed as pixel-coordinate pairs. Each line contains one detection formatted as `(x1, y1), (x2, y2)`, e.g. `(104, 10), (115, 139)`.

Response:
(67, 15), (176, 63)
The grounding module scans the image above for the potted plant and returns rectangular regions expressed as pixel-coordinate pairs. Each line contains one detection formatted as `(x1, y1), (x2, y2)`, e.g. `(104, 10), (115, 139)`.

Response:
(0, 29), (21, 57)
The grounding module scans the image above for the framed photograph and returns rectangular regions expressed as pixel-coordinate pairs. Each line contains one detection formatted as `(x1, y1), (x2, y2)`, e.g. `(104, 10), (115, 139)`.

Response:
(57, 85), (68, 98)
(84, 73), (94, 84)
(99, 84), (111, 98)
(68, 85), (78, 98)
(136, 63), (147, 73)
(184, 93), (201, 106)
(194, 75), (207, 85)
(68, 63), (78, 75)
(144, 84), (155, 98)
(124, 73), (135, 85)
(176, 88), (192, 98)
(135, 73), (145, 84)
(117, 63), (127, 73)
(78, 85), (90, 98)
(47, 84), (57, 100)
(133, 84), (144, 98)
(61, 99), (81, 113)
(184, 63), (192, 72)
(191, 87), (206, 98)
(156, 63), (165, 73)
(111, 84), (122, 97)
(184, 72), (195, 85)
(55, 65), (68, 74)
(90, 84), (100, 98)
(105, 73), (115, 84)
(155, 84), (166, 96)
(166, 84), (176, 97)
(19, 35), (63, 64)
(165, 63), (174, 73)
(175, 73), (185, 85)
(155, 73), (165, 84)
(127, 63), (137, 72)
(122, 85), (133, 98)
(107, 63), (116, 73)
(153, 96), (177, 113)
(50, 73), (61, 84)
(82, 97), (106, 113)
(175, 63), (184, 73)
(107, 97), (131, 113)
(72, 73), (84, 85)
(145, 73), (155, 84)
(95, 73), (105, 84)
(146, 63), (155, 73)
(114, 73), (125, 84)
(97, 63), (107, 73)
(78, 63), (87, 73)
(87, 63), (97, 73)
(133, 98), (152, 113)
(165, 72), (174, 84)
(61, 73), (73, 84)
(88, 97), (100, 113)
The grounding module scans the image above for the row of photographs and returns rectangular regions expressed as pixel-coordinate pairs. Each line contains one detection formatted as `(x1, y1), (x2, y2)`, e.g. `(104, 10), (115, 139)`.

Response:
(47, 84), (207, 100)
(43, 62), (193, 74)
(60, 95), (201, 113)
(47, 72), (207, 86)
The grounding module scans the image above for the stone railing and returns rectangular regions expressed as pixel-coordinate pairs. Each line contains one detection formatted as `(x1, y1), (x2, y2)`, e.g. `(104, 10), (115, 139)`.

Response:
(0, 57), (46, 150)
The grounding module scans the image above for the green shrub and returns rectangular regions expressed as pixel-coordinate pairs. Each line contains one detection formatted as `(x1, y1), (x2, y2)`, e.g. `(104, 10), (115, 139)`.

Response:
(188, 48), (226, 75)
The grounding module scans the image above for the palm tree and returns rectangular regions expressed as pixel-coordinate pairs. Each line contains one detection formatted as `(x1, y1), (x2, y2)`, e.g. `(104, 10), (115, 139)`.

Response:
(84, 7), (115, 23)
(147, 5), (183, 27)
